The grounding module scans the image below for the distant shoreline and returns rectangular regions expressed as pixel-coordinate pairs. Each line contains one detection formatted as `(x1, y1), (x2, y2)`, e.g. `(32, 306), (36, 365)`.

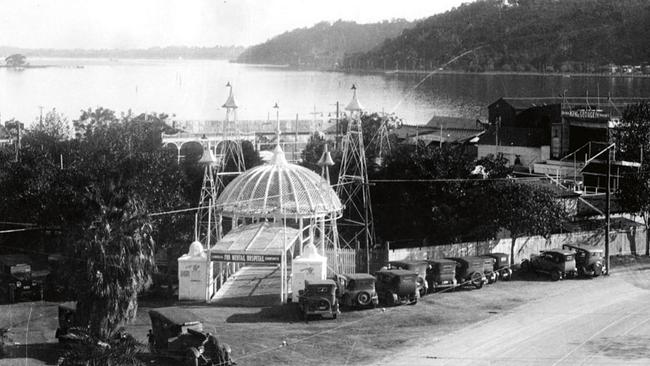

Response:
(233, 61), (650, 78)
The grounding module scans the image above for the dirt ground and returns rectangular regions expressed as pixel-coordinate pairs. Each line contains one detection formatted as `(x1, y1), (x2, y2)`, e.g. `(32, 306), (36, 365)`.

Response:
(1, 256), (650, 366)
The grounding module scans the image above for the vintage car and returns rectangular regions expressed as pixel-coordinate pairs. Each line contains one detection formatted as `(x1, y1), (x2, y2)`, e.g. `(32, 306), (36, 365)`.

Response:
(388, 260), (429, 296)
(426, 259), (458, 291)
(333, 273), (379, 309)
(446, 257), (487, 289)
(481, 253), (512, 281)
(479, 256), (498, 284)
(148, 308), (233, 366)
(521, 249), (578, 281)
(562, 244), (606, 277)
(0, 254), (44, 303)
(55, 302), (80, 343)
(297, 280), (339, 320)
(374, 269), (419, 306)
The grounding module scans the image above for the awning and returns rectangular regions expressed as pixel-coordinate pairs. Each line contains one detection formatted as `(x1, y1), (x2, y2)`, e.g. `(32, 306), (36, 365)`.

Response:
(209, 222), (300, 264)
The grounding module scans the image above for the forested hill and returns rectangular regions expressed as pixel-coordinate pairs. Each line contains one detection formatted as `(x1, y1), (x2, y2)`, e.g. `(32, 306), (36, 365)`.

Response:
(235, 19), (415, 68)
(343, 0), (650, 73)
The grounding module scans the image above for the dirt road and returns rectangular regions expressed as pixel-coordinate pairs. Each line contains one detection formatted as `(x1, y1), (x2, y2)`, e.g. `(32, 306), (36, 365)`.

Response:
(377, 268), (650, 366)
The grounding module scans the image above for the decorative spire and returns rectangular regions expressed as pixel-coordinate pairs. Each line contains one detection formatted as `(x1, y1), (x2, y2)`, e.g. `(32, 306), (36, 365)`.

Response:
(345, 84), (364, 112)
(273, 102), (281, 145)
(317, 144), (335, 182)
(222, 82), (238, 109)
(198, 144), (219, 166)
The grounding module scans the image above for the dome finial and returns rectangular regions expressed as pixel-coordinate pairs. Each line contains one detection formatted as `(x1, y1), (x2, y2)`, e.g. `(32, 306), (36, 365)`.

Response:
(222, 82), (238, 109)
(345, 84), (363, 112)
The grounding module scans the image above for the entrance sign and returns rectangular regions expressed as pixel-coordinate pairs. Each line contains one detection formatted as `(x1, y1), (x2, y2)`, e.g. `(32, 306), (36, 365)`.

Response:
(210, 251), (281, 264)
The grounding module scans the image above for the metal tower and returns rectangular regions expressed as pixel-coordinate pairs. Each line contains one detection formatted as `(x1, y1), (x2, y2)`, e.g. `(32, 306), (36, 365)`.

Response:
(214, 82), (246, 194)
(214, 82), (246, 240)
(195, 145), (220, 247)
(318, 144), (344, 273)
(336, 85), (376, 272)
(375, 114), (392, 166)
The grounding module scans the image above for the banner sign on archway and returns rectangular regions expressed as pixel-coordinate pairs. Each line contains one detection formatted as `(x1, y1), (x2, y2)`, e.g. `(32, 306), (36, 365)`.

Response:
(211, 251), (281, 264)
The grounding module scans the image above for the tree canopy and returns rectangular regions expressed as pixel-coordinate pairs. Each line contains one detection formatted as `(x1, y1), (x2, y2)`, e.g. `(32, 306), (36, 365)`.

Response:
(344, 0), (650, 72)
(0, 108), (206, 338)
(236, 19), (414, 68)
(4, 54), (27, 68)
(614, 101), (650, 255)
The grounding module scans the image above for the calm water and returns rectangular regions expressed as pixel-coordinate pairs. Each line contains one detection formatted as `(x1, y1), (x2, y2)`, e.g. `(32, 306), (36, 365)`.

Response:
(1, 57), (650, 127)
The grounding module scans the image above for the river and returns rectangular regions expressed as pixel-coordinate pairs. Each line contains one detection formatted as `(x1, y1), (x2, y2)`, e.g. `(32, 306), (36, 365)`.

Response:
(1, 57), (650, 127)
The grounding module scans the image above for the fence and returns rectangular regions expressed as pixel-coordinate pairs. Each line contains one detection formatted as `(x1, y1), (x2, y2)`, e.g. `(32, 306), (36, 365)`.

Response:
(325, 248), (357, 276)
(387, 226), (647, 264)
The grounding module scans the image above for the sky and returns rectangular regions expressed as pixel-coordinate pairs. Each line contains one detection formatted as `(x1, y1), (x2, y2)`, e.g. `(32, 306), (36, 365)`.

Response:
(0, 0), (472, 49)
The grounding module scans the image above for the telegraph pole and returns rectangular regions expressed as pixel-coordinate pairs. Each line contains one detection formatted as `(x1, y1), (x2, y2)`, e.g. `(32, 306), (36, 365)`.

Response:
(605, 145), (611, 275)
(335, 101), (340, 150)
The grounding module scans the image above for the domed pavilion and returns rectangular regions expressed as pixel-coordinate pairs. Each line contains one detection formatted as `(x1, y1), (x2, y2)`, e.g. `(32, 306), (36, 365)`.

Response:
(208, 111), (342, 303)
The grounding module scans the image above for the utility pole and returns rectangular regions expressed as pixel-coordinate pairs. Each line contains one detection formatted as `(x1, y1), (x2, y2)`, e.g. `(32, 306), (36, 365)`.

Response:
(15, 122), (21, 162)
(605, 143), (611, 275)
(38, 105), (44, 125)
(295, 113), (299, 162)
(334, 101), (340, 150)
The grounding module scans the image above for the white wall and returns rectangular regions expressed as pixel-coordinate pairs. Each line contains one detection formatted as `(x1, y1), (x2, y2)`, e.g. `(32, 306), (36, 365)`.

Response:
(388, 226), (646, 264)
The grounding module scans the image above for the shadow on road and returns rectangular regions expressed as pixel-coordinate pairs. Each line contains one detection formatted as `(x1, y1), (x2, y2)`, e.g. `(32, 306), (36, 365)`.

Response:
(1, 342), (60, 365)
(226, 304), (301, 323)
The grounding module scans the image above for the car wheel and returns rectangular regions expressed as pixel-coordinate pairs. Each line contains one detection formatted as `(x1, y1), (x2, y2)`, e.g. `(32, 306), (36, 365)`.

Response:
(471, 272), (484, 289)
(503, 268), (513, 281)
(550, 271), (561, 281)
(356, 292), (371, 307)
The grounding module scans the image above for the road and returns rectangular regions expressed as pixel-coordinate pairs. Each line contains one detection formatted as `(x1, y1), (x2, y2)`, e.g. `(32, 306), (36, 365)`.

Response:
(377, 268), (650, 366)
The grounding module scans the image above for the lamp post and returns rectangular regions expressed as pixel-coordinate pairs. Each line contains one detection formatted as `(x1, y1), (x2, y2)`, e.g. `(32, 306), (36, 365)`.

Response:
(605, 147), (611, 275)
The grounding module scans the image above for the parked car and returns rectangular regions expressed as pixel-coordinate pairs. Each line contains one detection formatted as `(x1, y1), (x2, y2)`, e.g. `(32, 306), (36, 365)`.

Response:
(426, 259), (458, 292)
(481, 253), (512, 281)
(148, 307), (234, 366)
(561, 244), (606, 277)
(446, 257), (487, 289)
(55, 302), (80, 343)
(333, 273), (378, 309)
(374, 269), (419, 306)
(521, 249), (578, 281)
(0, 254), (44, 303)
(479, 256), (498, 284)
(388, 260), (429, 296)
(297, 280), (339, 320)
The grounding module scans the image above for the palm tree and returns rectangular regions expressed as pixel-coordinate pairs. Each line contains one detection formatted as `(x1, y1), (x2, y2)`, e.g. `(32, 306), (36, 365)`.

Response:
(66, 186), (155, 339)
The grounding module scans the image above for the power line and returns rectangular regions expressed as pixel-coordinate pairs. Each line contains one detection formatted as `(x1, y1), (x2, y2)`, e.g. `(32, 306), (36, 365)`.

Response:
(369, 176), (545, 183)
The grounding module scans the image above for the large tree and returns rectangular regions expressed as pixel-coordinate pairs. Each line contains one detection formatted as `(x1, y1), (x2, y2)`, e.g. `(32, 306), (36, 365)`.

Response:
(614, 101), (650, 255)
(0, 107), (196, 338)
(493, 181), (567, 265)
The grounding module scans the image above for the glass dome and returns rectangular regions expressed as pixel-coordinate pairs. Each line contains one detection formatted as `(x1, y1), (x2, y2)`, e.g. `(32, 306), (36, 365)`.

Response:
(215, 145), (342, 218)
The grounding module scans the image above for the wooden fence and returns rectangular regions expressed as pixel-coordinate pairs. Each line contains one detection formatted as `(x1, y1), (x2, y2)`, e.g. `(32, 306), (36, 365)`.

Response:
(325, 248), (357, 276)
